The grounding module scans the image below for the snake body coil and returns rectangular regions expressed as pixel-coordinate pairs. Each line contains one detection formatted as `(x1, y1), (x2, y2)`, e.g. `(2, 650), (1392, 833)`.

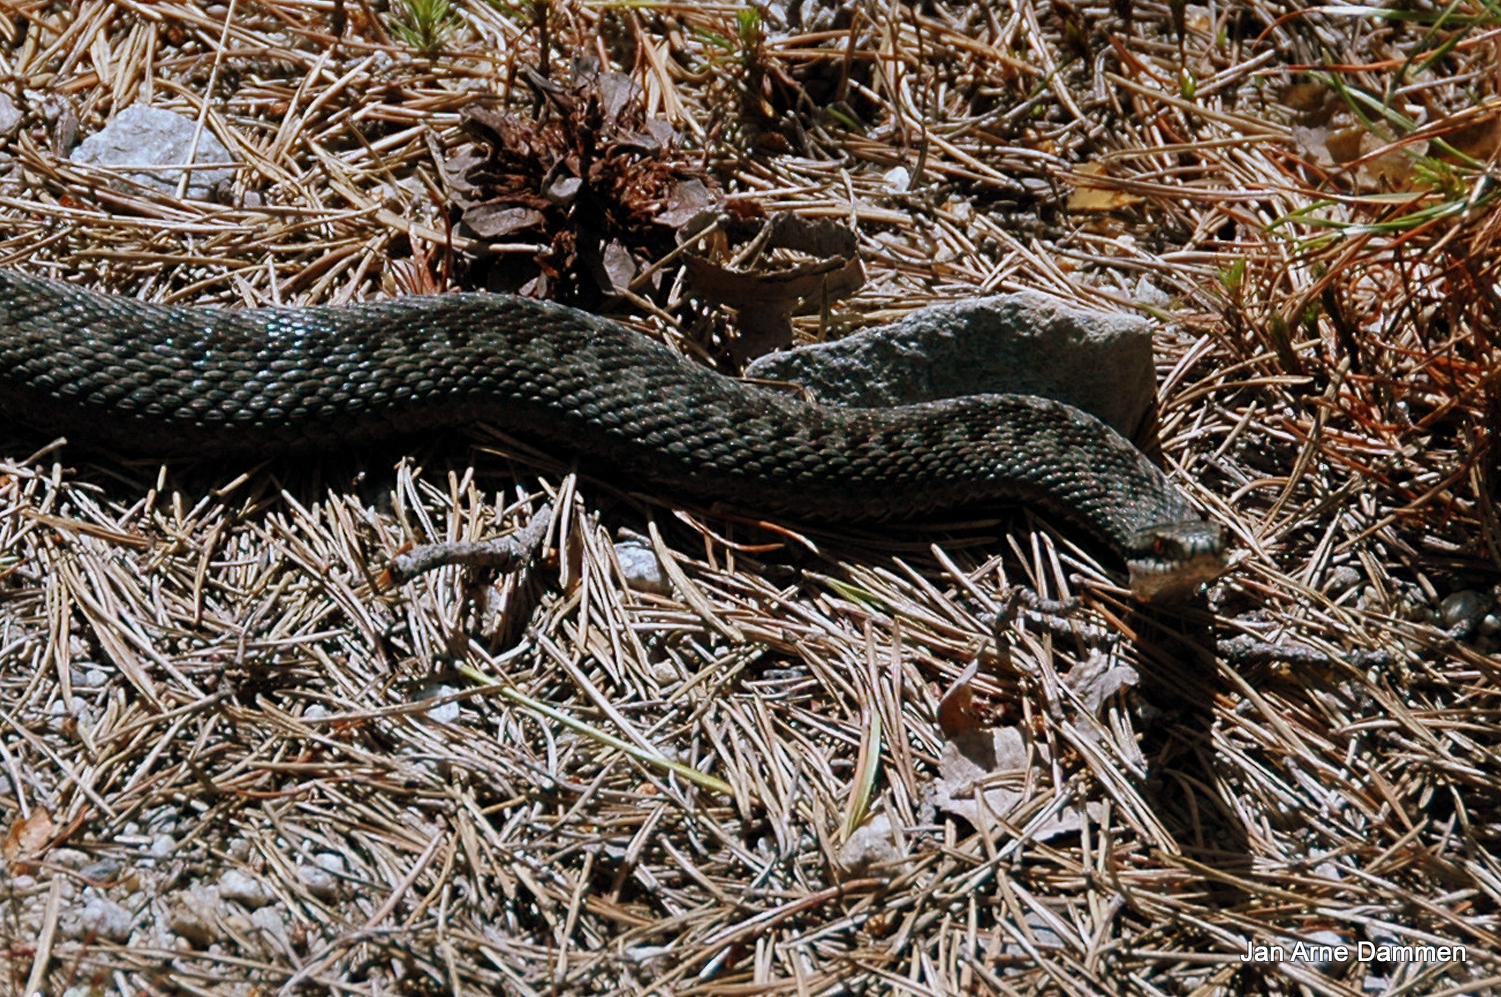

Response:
(0, 271), (1224, 599)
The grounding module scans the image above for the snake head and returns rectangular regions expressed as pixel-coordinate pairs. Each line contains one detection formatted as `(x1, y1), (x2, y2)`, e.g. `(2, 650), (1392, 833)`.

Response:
(1125, 520), (1228, 602)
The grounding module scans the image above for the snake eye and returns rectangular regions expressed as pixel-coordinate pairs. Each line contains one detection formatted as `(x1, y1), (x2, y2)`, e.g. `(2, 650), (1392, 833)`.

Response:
(1128, 521), (1228, 602)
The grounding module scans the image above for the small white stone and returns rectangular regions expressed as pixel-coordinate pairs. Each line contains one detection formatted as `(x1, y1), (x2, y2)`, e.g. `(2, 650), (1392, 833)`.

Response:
(169, 891), (221, 948)
(314, 851), (348, 875)
(615, 537), (669, 594)
(414, 682), (462, 723)
(298, 864), (339, 900)
(0, 92), (21, 137)
(50, 848), (90, 869)
(249, 905), (291, 949)
(1325, 565), (1362, 594)
(218, 869), (275, 909)
(1133, 276), (1171, 306)
(77, 897), (134, 942)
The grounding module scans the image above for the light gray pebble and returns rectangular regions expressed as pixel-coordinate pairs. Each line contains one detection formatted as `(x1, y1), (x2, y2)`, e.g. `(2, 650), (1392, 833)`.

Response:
(615, 536), (669, 595)
(1133, 276), (1172, 307)
(169, 897), (219, 948)
(50, 848), (90, 869)
(298, 864), (339, 900)
(218, 869), (275, 908)
(836, 812), (910, 878)
(1311, 860), (1344, 882)
(415, 682), (462, 723)
(1325, 565), (1362, 595)
(0, 91), (20, 137)
(648, 660), (681, 684)
(70, 104), (237, 199)
(1439, 590), (1488, 627)
(249, 905), (291, 951)
(313, 851), (348, 874)
(76, 897), (133, 942)
(78, 858), (120, 883)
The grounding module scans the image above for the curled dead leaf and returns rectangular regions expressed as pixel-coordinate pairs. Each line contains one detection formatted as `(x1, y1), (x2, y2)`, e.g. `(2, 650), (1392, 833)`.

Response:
(1067, 162), (1144, 213)
(3, 808), (55, 865)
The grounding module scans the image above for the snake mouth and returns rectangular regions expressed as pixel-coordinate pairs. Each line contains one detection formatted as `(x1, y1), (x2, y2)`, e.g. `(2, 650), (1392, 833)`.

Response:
(1125, 520), (1228, 602)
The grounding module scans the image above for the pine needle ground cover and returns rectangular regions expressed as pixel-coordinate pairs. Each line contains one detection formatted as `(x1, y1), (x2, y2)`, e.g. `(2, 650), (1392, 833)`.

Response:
(0, 3), (1497, 995)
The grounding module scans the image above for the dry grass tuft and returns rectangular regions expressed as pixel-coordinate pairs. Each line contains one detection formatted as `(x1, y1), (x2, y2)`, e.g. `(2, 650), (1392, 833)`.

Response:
(1, 2), (1499, 995)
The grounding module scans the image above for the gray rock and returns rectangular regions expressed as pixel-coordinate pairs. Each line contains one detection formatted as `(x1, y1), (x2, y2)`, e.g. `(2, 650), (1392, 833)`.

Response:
(836, 812), (911, 878)
(74, 666), (110, 688)
(248, 905), (292, 955)
(1133, 276), (1172, 307)
(218, 869), (275, 908)
(50, 848), (90, 869)
(1325, 565), (1362, 596)
(313, 851), (349, 875)
(414, 682), (462, 723)
(168, 886), (225, 947)
(77, 858), (120, 882)
(76, 897), (134, 942)
(298, 863), (340, 901)
(1439, 590), (1488, 628)
(745, 292), (1156, 437)
(0, 92), (20, 137)
(615, 534), (670, 595)
(71, 104), (236, 199)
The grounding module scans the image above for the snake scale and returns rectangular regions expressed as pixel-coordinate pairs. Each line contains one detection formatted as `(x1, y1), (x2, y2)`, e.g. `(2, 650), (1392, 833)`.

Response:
(0, 270), (1225, 600)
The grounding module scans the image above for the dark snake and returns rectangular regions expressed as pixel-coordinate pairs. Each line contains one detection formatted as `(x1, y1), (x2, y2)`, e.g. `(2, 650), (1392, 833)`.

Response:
(0, 271), (1226, 600)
